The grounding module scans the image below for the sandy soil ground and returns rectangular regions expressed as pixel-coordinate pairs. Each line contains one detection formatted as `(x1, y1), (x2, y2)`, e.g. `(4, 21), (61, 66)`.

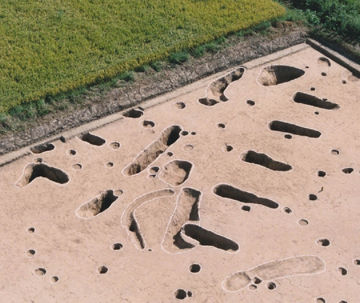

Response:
(0, 44), (359, 302)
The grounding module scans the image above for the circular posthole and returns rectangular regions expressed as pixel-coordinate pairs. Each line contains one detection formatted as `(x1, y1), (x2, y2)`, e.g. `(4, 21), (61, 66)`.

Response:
(316, 298), (326, 303)
(317, 239), (330, 247)
(267, 282), (276, 290)
(106, 162), (114, 168)
(331, 149), (339, 155)
(283, 207), (292, 214)
(224, 144), (233, 152)
(190, 264), (201, 273)
(218, 123), (225, 129)
(27, 249), (36, 256)
(354, 259), (360, 265)
(150, 167), (159, 174)
(187, 291), (192, 297)
(143, 120), (155, 128)
(175, 289), (187, 300)
(242, 205), (251, 212)
(28, 227), (35, 233)
(284, 134), (292, 139)
(318, 171), (326, 177)
(309, 194), (317, 201)
(113, 243), (123, 250)
(35, 268), (46, 276)
(51, 276), (59, 283)
(342, 168), (353, 174)
(176, 102), (186, 109)
(338, 267), (347, 275)
(72, 163), (82, 170)
(98, 266), (108, 274)
(321, 72), (327, 76)
(247, 100), (255, 106)
(110, 142), (120, 149)
(314, 111), (319, 115)
(299, 219), (309, 226)
(181, 131), (189, 136)
(167, 152), (173, 157)
(69, 150), (76, 156)
(342, 80), (347, 84)
(191, 132), (196, 135)
(310, 87), (316, 91)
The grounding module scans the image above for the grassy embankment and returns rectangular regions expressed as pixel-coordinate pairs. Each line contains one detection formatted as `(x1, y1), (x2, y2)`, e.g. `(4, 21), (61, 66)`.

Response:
(0, 0), (285, 117)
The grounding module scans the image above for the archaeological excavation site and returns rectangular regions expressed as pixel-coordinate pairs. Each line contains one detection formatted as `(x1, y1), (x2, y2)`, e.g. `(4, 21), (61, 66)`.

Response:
(1, 42), (360, 302)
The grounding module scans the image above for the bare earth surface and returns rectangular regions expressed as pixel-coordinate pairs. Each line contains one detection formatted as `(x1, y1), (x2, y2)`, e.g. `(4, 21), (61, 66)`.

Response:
(1, 44), (360, 302)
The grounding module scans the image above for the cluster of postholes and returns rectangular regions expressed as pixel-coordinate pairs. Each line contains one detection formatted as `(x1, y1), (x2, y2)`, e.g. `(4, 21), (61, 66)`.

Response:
(20, 57), (359, 300)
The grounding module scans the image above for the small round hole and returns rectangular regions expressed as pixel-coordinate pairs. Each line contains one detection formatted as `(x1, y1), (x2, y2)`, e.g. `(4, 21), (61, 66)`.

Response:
(98, 266), (108, 274)
(354, 259), (360, 265)
(299, 219), (309, 226)
(317, 239), (330, 247)
(218, 123), (225, 128)
(305, 66), (309, 69)
(191, 132), (196, 135)
(267, 282), (276, 290)
(113, 243), (123, 250)
(27, 249), (36, 256)
(284, 134), (292, 139)
(284, 207), (292, 214)
(316, 298), (326, 303)
(249, 284), (257, 290)
(72, 163), (82, 170)
(254, 277), (262, 284)
(69, 150), (76, 156)
(187, 291), (192, 297)
(309, 194), (317, 201)
(107, 162), (114, 168)
(314, 111), (319, 115)
(60, 136), (66, 143)
(176, 102), (185, 109)
(338, 267), (347, 275)
(225, 144), (233, 152)
(190, 264), (201, 273)
(35, 158), (43, 163)
(310, 87), (316, 91)
(181, 131), (189, 136)
(331, 149), (339, 155)
(321, 72), (327, 76)
(242, 205), (251, 212)
(150, 167), (159, 174)
(342, 80), (347, 84)
(143, 120), (155, 128)
(110, 142), (120, 149)
(28, 227), (35, 233)
(175, 289), (187, 300)
(342, 168), (353, 174)
(247, 100), (255, 106)
(318, 171), (326, 177)
(51, 276), (59, 283)
(167, 152), (173, 157)
(35, 268), (46, 276)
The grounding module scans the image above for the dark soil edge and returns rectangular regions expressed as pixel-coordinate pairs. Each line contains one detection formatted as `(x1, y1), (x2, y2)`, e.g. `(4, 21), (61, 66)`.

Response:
(0, 26), (307, 155)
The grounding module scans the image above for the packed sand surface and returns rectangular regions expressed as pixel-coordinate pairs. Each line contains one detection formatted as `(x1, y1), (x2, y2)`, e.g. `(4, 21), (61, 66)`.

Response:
(0, 45), (359, 302)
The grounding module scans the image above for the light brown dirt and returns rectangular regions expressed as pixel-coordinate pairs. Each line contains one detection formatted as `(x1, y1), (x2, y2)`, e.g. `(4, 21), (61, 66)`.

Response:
(0, 45), (359, 302)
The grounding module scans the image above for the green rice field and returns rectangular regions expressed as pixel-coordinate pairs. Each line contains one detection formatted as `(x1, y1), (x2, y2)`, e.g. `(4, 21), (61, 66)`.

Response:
(0, 0), (285, 112)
